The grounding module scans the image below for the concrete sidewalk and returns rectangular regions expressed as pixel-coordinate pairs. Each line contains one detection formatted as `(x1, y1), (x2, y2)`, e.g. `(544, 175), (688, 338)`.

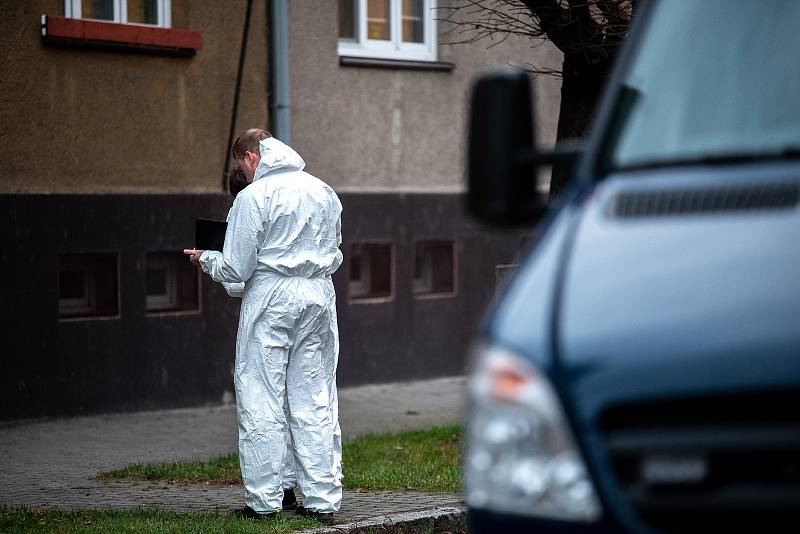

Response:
(0, 376), (466, 528)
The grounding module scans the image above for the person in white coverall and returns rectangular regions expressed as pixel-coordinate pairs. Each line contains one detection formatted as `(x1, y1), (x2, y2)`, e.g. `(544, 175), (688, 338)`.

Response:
(220, 165), (301, 514)
(184, 129), (342, 522)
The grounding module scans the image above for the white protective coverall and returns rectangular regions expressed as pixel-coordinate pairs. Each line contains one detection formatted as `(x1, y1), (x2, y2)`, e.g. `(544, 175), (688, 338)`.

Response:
(222, 280), (298, 490)
(200, 137), (343, 513)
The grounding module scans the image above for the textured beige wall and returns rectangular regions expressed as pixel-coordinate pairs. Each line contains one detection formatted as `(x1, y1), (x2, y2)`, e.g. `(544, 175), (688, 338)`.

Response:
(0, 0), (269, 193)
(288, 0), (562, 193)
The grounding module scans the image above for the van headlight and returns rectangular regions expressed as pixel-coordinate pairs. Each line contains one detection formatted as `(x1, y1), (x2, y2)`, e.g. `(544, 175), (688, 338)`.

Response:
(465, 343), (601, 522)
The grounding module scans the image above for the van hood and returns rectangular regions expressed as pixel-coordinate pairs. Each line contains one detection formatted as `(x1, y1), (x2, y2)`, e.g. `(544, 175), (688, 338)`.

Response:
(253, 137), (306, 182)
(559, 163), (800, 422)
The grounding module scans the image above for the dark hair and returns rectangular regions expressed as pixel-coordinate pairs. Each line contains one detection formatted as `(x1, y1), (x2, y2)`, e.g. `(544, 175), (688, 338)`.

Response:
(231, 128), (272, 161)
(227, 166), (249, 198)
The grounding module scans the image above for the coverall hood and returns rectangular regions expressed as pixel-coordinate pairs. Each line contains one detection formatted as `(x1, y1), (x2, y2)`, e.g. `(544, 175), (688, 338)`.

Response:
(253, 137), (306, 182)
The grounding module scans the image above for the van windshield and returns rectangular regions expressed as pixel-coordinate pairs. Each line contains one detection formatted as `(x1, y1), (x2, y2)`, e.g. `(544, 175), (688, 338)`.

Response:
(605, 0), (800, 172)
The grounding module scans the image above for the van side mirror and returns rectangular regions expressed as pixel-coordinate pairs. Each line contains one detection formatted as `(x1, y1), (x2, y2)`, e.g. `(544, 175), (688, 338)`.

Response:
(467, 71), (581, 227)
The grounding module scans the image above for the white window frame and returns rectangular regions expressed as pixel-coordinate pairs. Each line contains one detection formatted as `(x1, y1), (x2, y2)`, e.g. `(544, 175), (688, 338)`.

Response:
(63, 0), (171, 28)
(338, 0), (437, 62)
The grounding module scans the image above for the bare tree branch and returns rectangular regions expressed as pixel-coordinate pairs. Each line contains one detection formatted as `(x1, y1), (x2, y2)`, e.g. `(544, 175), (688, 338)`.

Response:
(438, 0), (631, 78)
(439, 0), (633, 187)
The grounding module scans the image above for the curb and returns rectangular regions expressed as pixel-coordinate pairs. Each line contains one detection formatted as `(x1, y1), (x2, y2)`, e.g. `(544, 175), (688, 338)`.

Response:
(299, 505), (466, 534)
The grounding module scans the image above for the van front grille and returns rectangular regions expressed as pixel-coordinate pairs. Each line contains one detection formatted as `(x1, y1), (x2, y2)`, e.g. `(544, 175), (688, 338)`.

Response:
(611, 183), (799, 218)
(599, 389), (800, 532)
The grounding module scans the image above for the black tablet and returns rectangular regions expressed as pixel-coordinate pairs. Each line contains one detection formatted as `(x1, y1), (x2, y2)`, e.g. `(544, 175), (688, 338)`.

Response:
(195, 218), (227, 251)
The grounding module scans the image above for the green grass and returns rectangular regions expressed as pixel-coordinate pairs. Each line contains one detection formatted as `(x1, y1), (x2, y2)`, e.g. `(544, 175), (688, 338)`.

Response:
(100, 425), (463, 493)
(342, 426), (462, 492)
(98, 452), (242, 485)
(0, 508), (320, 534)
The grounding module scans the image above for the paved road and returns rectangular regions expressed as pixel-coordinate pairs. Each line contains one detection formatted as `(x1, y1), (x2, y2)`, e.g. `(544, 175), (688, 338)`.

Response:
(0, 376), (466, 522)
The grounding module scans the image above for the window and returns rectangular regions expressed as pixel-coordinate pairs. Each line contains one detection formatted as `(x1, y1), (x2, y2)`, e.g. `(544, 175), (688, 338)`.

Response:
(145, 252), (199, 313)
(349, 243), (393, 301)
(338, 0), (437, 62)
(59, 253), (119, 319)
(61, 0), (171, 27)
(414, 240), (455, 297)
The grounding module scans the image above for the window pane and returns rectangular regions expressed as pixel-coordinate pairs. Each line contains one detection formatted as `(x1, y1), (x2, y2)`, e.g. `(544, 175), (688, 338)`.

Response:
(339, 0), (356, 39)
(175, 258), (200, 309)
(93, 257), (119, 314)
(414, 241), (454, 295)
(127, 0), (158, 24)
(402, 0), (424, 43)
(146, 252), (198, 313)
(146, 267), (168, 296)
(350, 251), (362, 281)
(59, 254), (118, 318)
(349, 243), (392, 300)
(430, 244), (454, 292)
(370, 245), (392, 295)
(82, 0), (114, 20)
(59, 269), (86, 300)
(367, 0), (390, 40)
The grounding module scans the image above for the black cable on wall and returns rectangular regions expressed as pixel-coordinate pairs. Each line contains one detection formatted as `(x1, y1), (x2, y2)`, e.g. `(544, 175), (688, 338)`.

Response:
(222, 0), (254, 191)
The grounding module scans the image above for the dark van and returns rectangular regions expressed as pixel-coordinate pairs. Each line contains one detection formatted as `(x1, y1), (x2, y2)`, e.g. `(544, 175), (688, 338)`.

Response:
(463, 1), (800, 532)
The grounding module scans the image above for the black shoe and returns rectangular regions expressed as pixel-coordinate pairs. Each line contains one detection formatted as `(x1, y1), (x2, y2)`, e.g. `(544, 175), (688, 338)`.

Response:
(229, 506), (280, 519)
(296, 505), (335, 525)
(282, 488), (299, 511)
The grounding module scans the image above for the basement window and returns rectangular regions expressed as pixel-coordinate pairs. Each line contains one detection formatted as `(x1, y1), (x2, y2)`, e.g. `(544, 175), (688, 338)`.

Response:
(145, 251), (199, 313)
(349, 243), (393, 301)
(413, 240), (455, 297)
(59, 253), (119, 319)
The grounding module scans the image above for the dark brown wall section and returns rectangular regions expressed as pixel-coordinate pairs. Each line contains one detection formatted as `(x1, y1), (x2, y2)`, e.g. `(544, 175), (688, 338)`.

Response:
(1, 193), (525, 420)
(1, 194), (238, 420)
(334, 193), (525, 385)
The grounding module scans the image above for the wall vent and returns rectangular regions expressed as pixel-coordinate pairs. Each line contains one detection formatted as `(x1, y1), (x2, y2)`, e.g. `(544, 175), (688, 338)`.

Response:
(611, 183), (799, 218)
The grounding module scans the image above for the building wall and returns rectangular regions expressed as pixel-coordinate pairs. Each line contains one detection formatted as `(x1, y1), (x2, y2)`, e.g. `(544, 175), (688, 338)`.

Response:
(288, 0), (562, 193)
(334, 193), (528, 385)
(0, 194), (238, 420)
(1, 0), (271, 419)
(0, 0), (269, 193)
(0, 193), (524, 420)
(0, 1), (563, 419)
(285, 1), (562, 391)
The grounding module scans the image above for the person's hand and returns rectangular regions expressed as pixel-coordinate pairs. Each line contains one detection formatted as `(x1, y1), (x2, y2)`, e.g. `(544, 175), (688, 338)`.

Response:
(183, 249), (205, 266)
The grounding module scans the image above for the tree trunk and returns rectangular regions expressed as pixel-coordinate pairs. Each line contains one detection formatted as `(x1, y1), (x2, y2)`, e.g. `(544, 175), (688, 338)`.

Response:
(549, 53), (609, 195)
